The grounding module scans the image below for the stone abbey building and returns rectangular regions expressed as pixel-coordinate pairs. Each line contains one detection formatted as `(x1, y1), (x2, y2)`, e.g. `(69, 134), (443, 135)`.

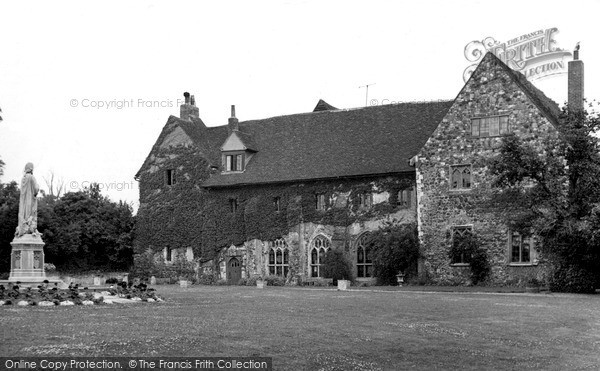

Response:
(135, 52), (585, 285)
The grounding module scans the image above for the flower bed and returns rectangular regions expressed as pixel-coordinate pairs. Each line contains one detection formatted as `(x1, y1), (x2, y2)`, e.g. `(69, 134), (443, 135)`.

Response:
(0, 281), (163, 306)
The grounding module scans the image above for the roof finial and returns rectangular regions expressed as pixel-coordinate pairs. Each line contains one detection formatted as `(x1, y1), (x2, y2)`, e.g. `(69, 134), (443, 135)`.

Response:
(574, 42), (580, 60)
(190, 95), (196, 106)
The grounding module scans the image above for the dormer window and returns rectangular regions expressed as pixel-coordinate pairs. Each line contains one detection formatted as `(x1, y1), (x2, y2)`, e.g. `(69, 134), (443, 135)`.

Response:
(225, 154), (244, 172)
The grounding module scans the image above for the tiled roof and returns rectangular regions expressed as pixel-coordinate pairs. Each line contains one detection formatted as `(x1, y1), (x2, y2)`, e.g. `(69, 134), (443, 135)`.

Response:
(201, 101), (453, 187)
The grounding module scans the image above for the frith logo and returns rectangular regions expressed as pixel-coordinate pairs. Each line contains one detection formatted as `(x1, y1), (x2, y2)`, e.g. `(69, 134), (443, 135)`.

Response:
(463, 27), (572, 82)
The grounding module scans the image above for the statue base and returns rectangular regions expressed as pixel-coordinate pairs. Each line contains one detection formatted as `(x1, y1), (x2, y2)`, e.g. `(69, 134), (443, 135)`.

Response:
(7, 234), (47, 283)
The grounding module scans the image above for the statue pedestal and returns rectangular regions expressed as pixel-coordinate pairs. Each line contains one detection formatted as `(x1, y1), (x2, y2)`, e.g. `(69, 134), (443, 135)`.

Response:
(8, 234), (46, 283)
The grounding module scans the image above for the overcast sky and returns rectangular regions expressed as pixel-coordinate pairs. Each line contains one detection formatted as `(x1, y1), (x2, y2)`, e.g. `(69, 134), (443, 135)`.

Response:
(1, 0), (598, 212)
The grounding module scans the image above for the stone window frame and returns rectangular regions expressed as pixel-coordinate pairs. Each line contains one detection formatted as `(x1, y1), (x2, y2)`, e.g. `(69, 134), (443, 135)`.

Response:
(268, 238), (289, 277)
(358, 192), (373, 209)
(309, 235), (331, 277)
(449, 164), (472, 191)
(165, 246), (173, 262)
(315, 193), (326, 211)
(165, 169), (176, 186)
(450, 225), (473, 267)
(508, 231), (538, 266)
(397, 188), (412, 208)
(229, 198), (238, 213)
(470, 114), (510, 138)
(355, 232), (373, 278)
(273, 196), (281, 213)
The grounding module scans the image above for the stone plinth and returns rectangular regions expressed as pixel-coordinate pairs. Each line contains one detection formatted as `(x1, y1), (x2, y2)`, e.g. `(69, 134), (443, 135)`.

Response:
(8, 234), (46, 282)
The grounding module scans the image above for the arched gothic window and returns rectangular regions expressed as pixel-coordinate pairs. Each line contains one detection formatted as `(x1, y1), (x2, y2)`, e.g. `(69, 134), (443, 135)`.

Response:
(268, 238), (289, 277)
(310, 235), (330, 277)
(356, 233), (373, 278)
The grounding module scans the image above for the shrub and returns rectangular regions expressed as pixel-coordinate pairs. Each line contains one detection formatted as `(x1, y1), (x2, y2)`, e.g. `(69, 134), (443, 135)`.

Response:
(197, 273), (218, 285)
(448, 232), (490, 285)
(264, 275), (286, 286)
(367, 222), (420, 285)
(321, 249), (353, 285)
(549, 263), (595, 293)
(245, 276), (259, 286)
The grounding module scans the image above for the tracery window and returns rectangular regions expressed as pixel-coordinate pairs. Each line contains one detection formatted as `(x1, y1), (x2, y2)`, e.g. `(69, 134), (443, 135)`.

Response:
(310, 235), (330, 277)
(450, 165), (471, 190)
(356, 233), (373, 278)
(268, 238), (289, 277)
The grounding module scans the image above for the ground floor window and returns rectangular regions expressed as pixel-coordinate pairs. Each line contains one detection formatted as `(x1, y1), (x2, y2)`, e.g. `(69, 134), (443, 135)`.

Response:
(268, 238), (289, 277)
(356, 233), (373, 278)
(450, 226), (473, 264)
(510, 232), (532, 264)
(310, 235), (330, 277)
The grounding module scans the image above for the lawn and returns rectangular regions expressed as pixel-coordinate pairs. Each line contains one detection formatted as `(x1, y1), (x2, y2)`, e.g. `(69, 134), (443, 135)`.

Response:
(1, 285), (599, 370)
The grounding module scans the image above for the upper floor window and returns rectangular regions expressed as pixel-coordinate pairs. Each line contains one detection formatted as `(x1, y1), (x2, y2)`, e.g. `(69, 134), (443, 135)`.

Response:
(450, 165), (471, 190)
(165, 246), (172, 262)
(315, 193), (326, 211)
(471, 115), (510, 137)
(510, 232), (533, 264)
(398, 189), (412, 208)
(359, 192), (373, 209)
(229, 198), (238, 213)
(273, 197), (281, 213)
(268, 238), (289, 277)
(225, 154), (244, 172)
(310, 235), (331, 277)
(450, 226), (473, 265)
(166, 169), (176, 186)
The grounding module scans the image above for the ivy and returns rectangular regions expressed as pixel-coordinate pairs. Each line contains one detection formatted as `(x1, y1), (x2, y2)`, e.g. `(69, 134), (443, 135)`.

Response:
(136, 143), (415, 262)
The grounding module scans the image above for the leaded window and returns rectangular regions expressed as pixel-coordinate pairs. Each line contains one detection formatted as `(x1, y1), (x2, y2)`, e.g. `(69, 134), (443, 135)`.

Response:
(268, 238), (289, 277)
(315, 193), (326, 211)
(398, 189), (411, 208)
(510, 232), (532, 264)
(225, 154), (244, 172)
(451, 226), (473, 264)
(359, 193), (373, 209)
(471, 115), (510, 137)
(356, 233), (372, 278)
(450, 165), (471, 190)
(310, 235), (330, 277)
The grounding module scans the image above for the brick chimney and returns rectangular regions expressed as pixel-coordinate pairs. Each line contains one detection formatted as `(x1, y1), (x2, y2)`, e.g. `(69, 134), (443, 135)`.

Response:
(228, 105), (239, 132)
(180, 92), (199, 120)
(568, 43), (584, 112)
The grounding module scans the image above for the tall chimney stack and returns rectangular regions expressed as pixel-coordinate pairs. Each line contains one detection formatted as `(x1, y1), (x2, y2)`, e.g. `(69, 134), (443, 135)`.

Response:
(180, 91), (199, 121)
(568, 43), (584, 112)
(228, 105), (239, 132)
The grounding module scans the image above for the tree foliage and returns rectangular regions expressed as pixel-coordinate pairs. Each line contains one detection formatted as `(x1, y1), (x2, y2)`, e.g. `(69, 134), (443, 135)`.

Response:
(0, 177), (135, 273)
(488, 103), (600, 292)
(321, 249), (353, 284)
(366, 221), (420, 285)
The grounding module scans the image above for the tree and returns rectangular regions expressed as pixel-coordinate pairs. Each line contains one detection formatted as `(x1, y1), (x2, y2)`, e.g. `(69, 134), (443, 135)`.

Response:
(488, 103), (600, 292)
(321, 249), (353, 284)
(41, 183), (134, 272)
(0, 181), (19, 274)
(43, 171), (66, 198)
(366, 221), (420, 285)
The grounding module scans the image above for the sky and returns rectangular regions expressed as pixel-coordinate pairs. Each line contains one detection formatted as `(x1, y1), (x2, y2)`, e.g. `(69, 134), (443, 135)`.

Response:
(1, 0), (599, 213)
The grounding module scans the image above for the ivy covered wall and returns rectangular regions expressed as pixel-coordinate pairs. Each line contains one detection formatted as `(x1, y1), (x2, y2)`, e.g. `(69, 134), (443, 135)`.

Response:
(135, 138), (416, 279)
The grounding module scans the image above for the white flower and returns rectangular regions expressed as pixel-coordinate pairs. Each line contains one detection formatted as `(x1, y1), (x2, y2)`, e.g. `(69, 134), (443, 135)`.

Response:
(146, 298), (155, 303)
(131, 297), (142, 301)
(38, 301), (55, 306)
(60, 300), (74, 306)
(0, 300), (5, 306)
(82, 300), (94, 305)
(156, 298), (164, 302)
(103, 299), (113, 304)
(18, 300), (29, 306)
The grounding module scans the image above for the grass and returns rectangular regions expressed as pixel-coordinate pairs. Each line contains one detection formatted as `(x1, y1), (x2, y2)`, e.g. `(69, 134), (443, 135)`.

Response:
(1, 285), (600, 370)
